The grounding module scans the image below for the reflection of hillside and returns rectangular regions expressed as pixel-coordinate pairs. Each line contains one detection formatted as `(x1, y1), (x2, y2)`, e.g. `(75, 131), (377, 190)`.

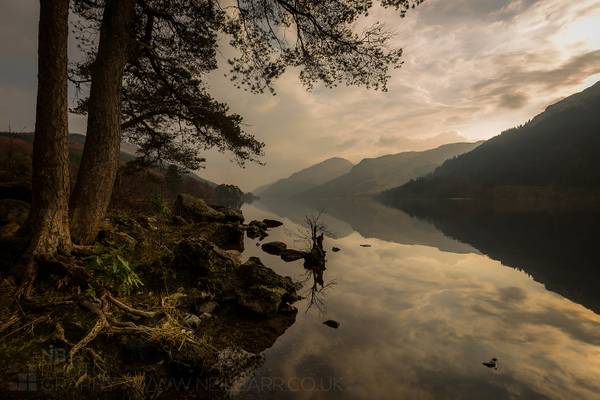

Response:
(255, 197), (475, 254)
(396, 200), (600, 315)
(253, 198), (354, 239)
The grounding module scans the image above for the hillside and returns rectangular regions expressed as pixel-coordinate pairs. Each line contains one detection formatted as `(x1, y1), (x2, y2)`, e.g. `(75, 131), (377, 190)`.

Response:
(0, 132), (219, 207)
(382, 81), (600, 201)
(256, 157), (354, 198)
(303, 142), (482, 198)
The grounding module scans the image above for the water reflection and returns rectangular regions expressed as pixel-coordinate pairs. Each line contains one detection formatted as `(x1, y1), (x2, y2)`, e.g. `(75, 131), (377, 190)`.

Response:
(256, 196), (475, 253)
(392, 199), (600, 315)
(234, 200), (600, 400)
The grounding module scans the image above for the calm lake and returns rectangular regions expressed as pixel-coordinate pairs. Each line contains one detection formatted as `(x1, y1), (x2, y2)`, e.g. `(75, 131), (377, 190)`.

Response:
(233, 198), (600, 400)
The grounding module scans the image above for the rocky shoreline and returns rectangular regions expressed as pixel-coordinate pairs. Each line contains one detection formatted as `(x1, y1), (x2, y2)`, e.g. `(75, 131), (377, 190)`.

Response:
(0, 194), (303, 399)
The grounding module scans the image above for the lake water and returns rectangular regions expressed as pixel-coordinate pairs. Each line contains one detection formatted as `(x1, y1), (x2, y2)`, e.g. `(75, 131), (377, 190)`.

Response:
(233, 198), (600, 400)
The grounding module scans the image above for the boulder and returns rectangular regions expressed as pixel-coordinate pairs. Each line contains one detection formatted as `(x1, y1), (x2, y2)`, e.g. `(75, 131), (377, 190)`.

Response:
(199, 222), (245, 252)
(174, 238), (237, 284)
(280, 249), (307, 262)
(173, 194), (225, 223)
(246, 221), (268, 240)
(261, 241), (287, 256)
(212, 205), (244, 224)
(234, 257), (300, 315)
(262, 219), (283, 228)
(173, 240), (299, 316)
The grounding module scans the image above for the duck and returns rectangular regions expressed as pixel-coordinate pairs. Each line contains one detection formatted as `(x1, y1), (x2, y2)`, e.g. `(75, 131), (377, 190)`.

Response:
(482, 358), (498, 369)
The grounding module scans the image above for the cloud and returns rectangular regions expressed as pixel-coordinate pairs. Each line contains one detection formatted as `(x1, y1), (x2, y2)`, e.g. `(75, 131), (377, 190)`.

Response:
(374, 131), (470, 151)
(1, 0), (599, 190)
(498, 92), (530, 109)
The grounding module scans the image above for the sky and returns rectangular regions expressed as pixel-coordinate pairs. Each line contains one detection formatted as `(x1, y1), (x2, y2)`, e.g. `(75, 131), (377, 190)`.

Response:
(1, 0), (599, 191)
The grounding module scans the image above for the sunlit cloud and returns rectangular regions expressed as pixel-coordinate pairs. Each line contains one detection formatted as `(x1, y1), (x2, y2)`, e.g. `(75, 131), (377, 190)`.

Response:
(0, 0), (598, 190)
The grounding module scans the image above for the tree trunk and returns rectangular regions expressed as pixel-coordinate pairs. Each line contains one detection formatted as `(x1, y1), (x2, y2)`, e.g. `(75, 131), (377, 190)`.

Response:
(28, 0), (72, 257)
(17, 0), (72, 297)
(70, 0), (136, 244)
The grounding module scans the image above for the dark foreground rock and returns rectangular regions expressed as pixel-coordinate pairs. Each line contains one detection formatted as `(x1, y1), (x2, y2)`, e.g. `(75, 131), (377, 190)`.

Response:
(212, 204), (245, 223)
(261, 241), (287, 255)
(262, 218), (283, 228)
(174, 238), (299, 315)
(246, 219), (268, 239)
(280, 249), (307, 262)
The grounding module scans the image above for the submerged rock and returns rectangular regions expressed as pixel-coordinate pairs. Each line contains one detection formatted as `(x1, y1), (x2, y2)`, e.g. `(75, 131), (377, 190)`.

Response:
(323, 320), (340, 329)
(261, 241), (287, 255)
(280, 249), (307, 262)
(262, 219), (283, 228)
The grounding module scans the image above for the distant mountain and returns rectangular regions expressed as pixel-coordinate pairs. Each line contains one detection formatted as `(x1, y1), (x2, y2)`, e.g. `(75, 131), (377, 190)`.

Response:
(257, 157), (354, 198)
(382, 81), (600, 202)
(303, 142), (482, 198)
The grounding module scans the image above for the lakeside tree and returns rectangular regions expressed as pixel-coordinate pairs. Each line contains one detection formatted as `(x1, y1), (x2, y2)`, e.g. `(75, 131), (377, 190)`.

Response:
(70, 0), (423, 244)
(18, 0), (72, 298)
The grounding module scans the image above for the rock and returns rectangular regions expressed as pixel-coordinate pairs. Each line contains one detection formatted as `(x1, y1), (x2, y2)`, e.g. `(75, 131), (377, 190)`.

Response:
(173, 239), (299, 316)
(173, 193), (225, 223)
(280, 249), (307, 262)
(174, 238), (237, 283)
(246, 220), (269, 239)
(323, 320), (340, 329)
(199, 222), (245, 252)
(212, 205), (244, 224)
(332, 247), (341, 252)
(172, 215), (188, 225)
(304, 247), (326, 268)
(234, 257), (300, 315)
(261, 241), (287, 256)
(262, 219), (283, 228)
(360, 244), (372, 248)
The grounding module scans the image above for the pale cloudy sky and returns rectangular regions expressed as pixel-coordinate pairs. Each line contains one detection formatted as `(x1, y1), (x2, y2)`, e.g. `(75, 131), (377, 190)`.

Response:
(1, 0), (599, 191)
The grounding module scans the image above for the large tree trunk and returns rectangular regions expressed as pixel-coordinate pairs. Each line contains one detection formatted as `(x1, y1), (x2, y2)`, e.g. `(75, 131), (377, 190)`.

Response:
(70, 0), (136, 244)
(18, 0), (72, 296)
(28, 0), (72, 257)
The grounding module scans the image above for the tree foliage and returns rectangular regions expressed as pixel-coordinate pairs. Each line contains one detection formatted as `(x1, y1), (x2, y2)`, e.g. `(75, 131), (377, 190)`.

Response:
(71, 0), (423, 170)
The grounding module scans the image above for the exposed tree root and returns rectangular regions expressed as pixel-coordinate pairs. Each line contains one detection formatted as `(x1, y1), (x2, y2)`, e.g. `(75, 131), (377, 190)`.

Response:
(0, 312), (20, 334)
(107, 293), (158, 318)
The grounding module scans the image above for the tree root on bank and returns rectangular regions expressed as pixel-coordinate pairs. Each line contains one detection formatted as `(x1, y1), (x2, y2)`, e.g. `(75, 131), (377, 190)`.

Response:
(0, 312), (20, 334)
